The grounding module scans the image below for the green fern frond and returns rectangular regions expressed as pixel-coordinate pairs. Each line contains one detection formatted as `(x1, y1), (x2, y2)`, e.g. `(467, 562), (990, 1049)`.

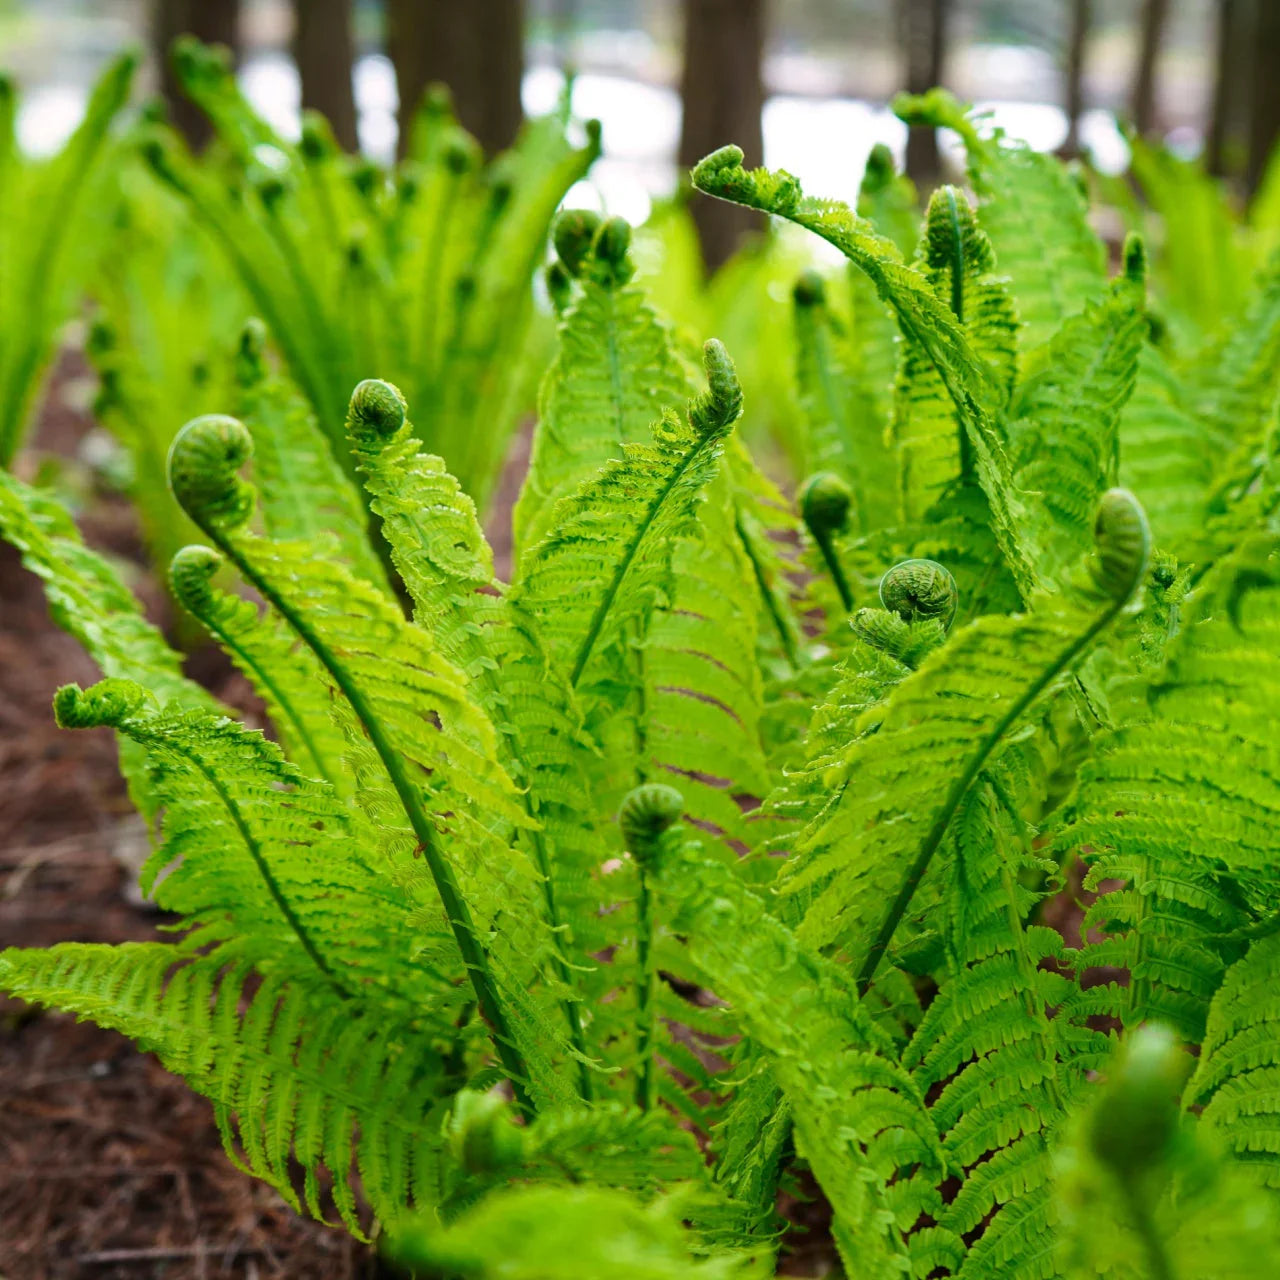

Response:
(1007, 239), (1148, 586)
(1065, 534), (1280, 1042)
(784, 490), (1150, 975)
(513, 211), (691, 556)
(0, 942), (451, 1234)
(167, 412), (564, 1113)
(0, 52), (136, 464)
(233, 319), (388, 590)
(391, 1184), (770, 1279)
(893, 88), (1107, 358)
(657, 841), (943, 1279)
(891, 184), (1018, 521)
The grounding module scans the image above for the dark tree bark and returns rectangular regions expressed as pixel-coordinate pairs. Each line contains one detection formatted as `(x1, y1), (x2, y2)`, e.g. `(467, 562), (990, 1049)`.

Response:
(151, 0), (241, 149)
(293, 0), (359, 151)
(1130, 0), (1170, 137)
(1246, 0), (1280, 196)
(1061, 0), (1090, 158)
(902, 0), (949, 189)
(678, 0), (767, 275)
(1206, 0), (1242, 177)
(387, 0), (525, 158)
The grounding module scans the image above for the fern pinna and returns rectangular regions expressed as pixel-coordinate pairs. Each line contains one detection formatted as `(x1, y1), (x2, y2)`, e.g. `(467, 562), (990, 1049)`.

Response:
(7, 93), (1280, 1278)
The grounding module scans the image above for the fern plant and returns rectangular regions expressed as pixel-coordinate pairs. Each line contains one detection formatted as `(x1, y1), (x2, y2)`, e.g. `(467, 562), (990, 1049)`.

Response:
(7, 92), (1280, 1280)
(0, 53), (136, 466)
(131, 38), (599, 508)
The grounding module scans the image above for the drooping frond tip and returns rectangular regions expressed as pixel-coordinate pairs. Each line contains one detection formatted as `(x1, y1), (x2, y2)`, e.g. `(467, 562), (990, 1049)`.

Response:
(619, 783), (684, 871)
(799, 471), (852, 538)
(53, 679), (148, 731)
(346, 378), (408, 447)
(690, 145), (801, 216)
(167, 415), (255, 534)
(688, 339), (743, 437)
(879, 559), (958, 630)
(1090, 487), (1151, 603)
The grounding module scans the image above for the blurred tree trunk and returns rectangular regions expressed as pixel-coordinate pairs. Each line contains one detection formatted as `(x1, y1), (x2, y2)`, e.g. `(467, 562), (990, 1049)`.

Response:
(151, 0), (240, 149)
(1246, 0), (1280, 196)
(1130, 0), (1170, 136)
(293, 0), (359, 151)
(1206, 0), (1242, 177)
(678, 0), (767, 275)
(387, 0), (525, 158)
(1061, 0), (1090, 158)
(902, 0), (949, 189)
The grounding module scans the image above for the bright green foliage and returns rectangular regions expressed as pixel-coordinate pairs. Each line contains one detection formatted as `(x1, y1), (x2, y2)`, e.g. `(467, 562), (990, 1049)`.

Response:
(136, 38), (599, 506)
(0, 53), (136, 465)
(10, 103), (1280, 1280)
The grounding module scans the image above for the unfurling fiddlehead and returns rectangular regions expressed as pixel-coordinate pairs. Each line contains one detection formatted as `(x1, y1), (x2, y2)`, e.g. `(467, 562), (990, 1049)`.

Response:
(167, 415), (256, 535)
(619, 783), (684, 1111)
(879, 558), (958, 631)
(799, 472), (853, 612)
(1089, 487), (1152, 603)
(53, 678), (149, 731)
(689, 338), (743, 437)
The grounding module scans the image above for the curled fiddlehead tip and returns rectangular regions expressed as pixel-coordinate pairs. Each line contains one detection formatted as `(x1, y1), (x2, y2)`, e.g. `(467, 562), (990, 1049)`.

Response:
(620, 784), (685, 870)
(444, 136), (478, 176)
(1090, 488), (1151, 604)
(168, 415), (256, 533)
(552, 208), (602, 277)
(448, 1090), (525, 1175)
(234, 317), (269, 386)
(594, 215), (632, 269)
(692, 145), (745, 190)
(1087, 1024), (1188, 1178)
(793, 268), (826, 308)
(347, 378), (409, 446)
(53, 679), (148, 731)
(879, 558), (958, 630)
(423, 82), (454, 117)
(169, 545), (223, 617)
(584, 117), (603, 150)
(1122, 231), (1148, 286)
(861, 142), (897, 193)
(689, 339), (743, 437)
(299, 110), (336, 162)
(799, 472), (852, 539)
(546, 260), (573, 313)
(171, 34), (231, 90)
(692, 146), (801, 214)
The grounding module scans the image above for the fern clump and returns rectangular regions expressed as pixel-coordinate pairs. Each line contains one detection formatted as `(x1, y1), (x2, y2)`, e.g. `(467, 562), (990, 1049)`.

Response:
(7, 90), (1280, 1280)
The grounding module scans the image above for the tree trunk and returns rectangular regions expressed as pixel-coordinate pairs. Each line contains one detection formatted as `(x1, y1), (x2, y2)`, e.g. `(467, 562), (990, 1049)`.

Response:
(387, 0), (525, 158)
(678, 0), (767, 275)
(1130, 0), (1170, 137)
(1061, 0), (1090, 158)
(151, 0), (241, 149)
(1246, 0), (1280, 196)
(902, 0), (949, 189)
(293, 0), (359, 151)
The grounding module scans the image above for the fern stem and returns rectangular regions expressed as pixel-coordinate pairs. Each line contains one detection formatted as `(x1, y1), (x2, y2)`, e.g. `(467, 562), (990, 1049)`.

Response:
(1119, 1177), (1177, 1280)
(855, 600), (1129, 997)
(634, 865), (656, 1111)
(941, 187), (976, 486)
(813, 528), (854, 613)
(735, 509), (801, 668)
(210, 533), (537, 1115)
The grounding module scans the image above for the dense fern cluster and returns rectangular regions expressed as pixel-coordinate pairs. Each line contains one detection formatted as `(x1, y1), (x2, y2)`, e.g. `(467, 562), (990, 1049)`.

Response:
(5, 85), (1280, 1278)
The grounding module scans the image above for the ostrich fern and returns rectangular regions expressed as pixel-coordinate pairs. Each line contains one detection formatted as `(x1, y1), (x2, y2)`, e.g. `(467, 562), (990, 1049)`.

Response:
(6, 96), (1280, 1278)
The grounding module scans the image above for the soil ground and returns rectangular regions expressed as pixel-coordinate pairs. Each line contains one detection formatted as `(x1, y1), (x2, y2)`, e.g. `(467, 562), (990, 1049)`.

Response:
(0, 362), (373, 1279)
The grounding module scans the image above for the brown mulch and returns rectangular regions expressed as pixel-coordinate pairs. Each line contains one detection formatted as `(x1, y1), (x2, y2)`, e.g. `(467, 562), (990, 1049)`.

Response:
(1, 361), (367, 1279)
